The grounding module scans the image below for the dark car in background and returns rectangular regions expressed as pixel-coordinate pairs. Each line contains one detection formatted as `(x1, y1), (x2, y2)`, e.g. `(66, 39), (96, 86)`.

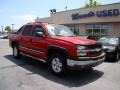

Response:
(99, 37), (120, 61)
(79, 35), (98, 40)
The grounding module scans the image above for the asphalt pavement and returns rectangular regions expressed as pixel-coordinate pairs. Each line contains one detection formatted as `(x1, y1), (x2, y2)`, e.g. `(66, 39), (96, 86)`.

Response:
(0, 39), (120, 90)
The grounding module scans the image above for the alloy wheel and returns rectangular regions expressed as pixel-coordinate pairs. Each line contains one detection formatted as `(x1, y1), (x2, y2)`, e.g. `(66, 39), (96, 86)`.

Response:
(13, 47), (18, 57)
(52, 58), (62, 73)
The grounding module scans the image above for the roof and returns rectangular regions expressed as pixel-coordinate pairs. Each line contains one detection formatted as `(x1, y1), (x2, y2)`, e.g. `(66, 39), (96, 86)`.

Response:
(25, 22), (49, 25)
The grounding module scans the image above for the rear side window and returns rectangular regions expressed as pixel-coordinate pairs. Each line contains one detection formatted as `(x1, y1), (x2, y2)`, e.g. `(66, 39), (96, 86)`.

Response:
(22, 25), (32, 35)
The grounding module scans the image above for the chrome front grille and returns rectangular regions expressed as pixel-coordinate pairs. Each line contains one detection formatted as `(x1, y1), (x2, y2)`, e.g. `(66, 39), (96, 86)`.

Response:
(86, 43), (102, 57)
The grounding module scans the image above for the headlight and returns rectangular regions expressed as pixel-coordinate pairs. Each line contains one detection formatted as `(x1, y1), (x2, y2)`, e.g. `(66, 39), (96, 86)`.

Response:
(109, 46), (115, 50)
(103, 46), (108, 49)
(103, 46), (115, 50)
(77, 45), (85, 50)
(76, 45), (86, 56)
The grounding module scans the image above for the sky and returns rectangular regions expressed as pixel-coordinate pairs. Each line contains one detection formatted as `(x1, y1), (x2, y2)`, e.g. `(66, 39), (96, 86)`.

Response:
(0, 0), (120, 30)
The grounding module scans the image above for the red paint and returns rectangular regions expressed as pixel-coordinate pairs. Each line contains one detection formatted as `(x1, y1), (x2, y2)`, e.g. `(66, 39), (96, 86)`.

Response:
(9, 22), (102, 61)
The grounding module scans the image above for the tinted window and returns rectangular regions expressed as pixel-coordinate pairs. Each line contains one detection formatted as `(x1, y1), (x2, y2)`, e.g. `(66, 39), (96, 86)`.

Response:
(86, 24), (109, 40)
(22, 25), (32, 35)
(32, 26), (44, 36)
(17, 27), (23, 34)
(119, 38), (120, 44)
(99, 37), (118, 45)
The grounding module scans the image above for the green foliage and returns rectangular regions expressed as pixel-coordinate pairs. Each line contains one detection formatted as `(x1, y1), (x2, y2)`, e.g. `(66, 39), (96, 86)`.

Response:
(85, 0), (101, 8)
(5, 26), (11, 33)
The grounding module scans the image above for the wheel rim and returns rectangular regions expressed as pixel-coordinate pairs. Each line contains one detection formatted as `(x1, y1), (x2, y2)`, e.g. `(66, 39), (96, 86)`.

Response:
(52, 58), (62, 73)
(117, 52), (119, 60)
(13, 47), (18, 57)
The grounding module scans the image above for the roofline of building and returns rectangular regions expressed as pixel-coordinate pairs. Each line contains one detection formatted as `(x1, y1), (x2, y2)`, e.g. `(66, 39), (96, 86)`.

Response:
(36, 17), (50, 19)
(52, 2), (120, 14)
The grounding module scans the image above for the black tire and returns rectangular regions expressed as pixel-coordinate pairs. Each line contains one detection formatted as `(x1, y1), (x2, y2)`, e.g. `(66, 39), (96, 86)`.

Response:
(112, 51), (120, 61)
(116, 52), (120, 61)
(12, 45), (21, 59)
(49, 54), (67, 76)
(84, 67), (93, 72)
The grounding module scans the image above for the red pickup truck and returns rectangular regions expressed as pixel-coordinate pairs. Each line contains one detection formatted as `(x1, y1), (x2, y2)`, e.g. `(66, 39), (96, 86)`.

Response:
(9, 22), (105, 75)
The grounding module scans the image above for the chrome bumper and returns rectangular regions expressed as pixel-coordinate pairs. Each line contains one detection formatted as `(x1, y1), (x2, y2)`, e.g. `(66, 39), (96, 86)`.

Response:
(67, 53), (105, 68)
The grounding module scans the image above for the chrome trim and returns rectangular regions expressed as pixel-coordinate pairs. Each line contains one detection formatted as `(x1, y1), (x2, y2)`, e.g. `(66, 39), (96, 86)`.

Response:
(20, 52), (46, 63)
(67, 54), (105, 66)
(78, 52), (105, 59)
(20, 46), (44, 53)
(79, 48), (101, 52)
(49, 45), (66, 50)
(67, 52), (105, 67)
(89, 48), (101, 52)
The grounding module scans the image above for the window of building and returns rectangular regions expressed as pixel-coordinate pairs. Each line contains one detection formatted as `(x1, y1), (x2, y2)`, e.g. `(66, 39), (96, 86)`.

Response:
(64, 24), (80, 36)
(86, 24), (109, 40)
(22, 25), (32, 36)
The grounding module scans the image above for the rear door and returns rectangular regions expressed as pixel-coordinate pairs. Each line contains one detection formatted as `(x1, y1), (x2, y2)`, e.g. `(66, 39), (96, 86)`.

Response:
(19, 25), (33, 54)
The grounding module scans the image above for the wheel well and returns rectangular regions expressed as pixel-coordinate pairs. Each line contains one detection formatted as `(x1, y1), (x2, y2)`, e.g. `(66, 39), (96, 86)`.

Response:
(46, 48), (68, 62)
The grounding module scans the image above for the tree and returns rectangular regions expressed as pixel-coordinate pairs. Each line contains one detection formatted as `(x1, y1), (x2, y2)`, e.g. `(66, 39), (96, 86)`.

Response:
(5, 26), (11, 33)
(85, 0), (101, 8)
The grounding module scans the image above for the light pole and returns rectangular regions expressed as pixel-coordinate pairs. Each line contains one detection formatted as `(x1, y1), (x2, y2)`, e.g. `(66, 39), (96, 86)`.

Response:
(11, 24), (14, 31)
(2, 26), (4, 34)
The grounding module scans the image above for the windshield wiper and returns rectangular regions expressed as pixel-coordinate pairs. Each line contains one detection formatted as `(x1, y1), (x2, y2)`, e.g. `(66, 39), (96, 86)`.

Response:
(56, 35), (64, 36)
(55, 34), (75, 37)
(68, 35), (75, 37)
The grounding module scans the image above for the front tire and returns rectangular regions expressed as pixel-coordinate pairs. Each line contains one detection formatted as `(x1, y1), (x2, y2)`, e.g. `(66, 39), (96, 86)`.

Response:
(116, 52), (120, 61)
(12, 45), (21, 59)
(49, 54), (67, 76)
(84, 67), (93, 72)
(112, 51), (120, 61)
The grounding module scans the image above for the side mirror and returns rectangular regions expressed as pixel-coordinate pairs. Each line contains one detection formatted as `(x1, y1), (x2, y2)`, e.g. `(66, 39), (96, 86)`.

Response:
(36, 32), (45, 37)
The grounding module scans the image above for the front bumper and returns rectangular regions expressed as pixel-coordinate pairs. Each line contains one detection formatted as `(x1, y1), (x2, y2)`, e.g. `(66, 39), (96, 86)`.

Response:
(104, 49), (116, 59)
(67, 53), (105, 69)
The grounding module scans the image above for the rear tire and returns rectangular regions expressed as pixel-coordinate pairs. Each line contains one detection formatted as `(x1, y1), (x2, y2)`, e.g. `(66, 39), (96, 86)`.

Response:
(12, 45), (21, 59)
(49, 54), (67, 76)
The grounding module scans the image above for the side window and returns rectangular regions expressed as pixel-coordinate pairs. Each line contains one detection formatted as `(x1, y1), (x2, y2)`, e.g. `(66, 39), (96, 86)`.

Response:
(119, 38), (120, 44)
(32, 26), (44, 36)
(22, 25), (32, 35)
(17, 27), (23, 34)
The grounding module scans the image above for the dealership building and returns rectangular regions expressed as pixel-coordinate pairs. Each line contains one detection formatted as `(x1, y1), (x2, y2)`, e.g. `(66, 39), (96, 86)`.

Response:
(35, 3), (120, 39)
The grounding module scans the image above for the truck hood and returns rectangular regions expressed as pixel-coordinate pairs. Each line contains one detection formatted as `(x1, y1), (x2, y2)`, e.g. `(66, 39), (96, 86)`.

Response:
(52, 36), (96, 45)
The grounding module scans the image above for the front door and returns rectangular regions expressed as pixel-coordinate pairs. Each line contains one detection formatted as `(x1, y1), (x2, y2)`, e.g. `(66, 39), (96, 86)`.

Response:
(29, 25), (48, 60)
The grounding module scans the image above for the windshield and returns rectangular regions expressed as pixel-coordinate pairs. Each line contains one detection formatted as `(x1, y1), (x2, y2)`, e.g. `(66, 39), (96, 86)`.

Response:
(47, 25), (75, 37)
(99, 37), (118, 45)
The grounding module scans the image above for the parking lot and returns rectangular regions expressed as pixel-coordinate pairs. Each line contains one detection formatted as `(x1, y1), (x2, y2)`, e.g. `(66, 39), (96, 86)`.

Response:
(0, 39), (120, 90)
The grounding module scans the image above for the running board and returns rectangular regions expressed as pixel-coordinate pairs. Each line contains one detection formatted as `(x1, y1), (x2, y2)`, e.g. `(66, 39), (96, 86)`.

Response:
(20, 52), (47, 63)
